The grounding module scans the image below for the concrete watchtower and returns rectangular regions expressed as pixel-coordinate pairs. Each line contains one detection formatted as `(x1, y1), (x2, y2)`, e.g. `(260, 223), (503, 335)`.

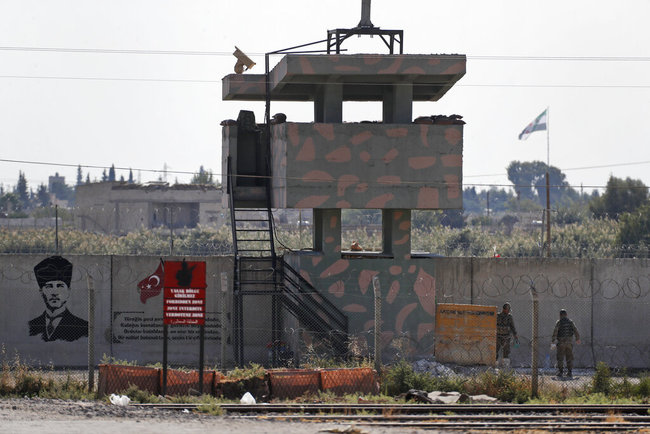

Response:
(222, 1), (465, 365)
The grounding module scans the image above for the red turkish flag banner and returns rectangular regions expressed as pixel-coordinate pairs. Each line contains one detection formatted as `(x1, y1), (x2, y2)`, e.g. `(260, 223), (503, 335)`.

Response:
(137, 261), (164, 304)
(163, 260), (207, 325)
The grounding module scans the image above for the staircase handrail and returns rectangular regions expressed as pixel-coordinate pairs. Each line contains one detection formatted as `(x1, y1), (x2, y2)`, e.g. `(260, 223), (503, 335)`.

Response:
(280, 259), (348, 332)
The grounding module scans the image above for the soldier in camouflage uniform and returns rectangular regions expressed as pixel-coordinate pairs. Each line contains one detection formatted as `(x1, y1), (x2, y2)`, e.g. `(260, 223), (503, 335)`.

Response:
(496, 302), (518, 366)
(552, 309), (581, 377)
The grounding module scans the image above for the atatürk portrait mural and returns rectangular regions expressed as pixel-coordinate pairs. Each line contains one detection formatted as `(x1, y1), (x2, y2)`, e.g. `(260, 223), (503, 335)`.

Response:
(28, 256), (88, 342)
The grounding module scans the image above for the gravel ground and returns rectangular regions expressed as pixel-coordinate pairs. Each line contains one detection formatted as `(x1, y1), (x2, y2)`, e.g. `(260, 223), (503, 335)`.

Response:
(0, 398), (432, 434)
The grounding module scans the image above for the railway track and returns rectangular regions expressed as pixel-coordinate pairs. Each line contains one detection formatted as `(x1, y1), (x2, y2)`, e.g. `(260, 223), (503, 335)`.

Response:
(133, 403), (650, 431)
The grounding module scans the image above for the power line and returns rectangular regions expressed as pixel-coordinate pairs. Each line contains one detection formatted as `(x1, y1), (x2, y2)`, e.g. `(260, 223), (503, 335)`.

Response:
(0, 74), (218, 84)
(1, 157), (646, 191)
(1, 74), (648, 88)
(465, 160), (650, 179)
(1, 46), (650, 62)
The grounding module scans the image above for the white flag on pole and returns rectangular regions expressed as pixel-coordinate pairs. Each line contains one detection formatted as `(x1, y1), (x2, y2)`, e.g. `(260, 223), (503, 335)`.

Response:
(518, 109), (548, 140)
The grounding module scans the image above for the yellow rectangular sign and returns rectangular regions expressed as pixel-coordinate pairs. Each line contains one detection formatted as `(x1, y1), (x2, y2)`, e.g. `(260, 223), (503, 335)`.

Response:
(434, 303), (497, 365)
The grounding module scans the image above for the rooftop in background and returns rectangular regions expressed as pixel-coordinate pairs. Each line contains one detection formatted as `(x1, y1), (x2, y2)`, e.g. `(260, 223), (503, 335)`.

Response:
(222, 54), (466, 102)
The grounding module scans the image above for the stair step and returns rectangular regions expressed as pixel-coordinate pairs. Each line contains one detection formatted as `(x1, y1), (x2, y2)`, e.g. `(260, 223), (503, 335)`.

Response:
(240, 268), (275, 273)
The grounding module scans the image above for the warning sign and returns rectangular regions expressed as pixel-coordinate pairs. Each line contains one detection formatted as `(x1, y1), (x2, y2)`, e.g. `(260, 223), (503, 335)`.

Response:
(434, 303), (497, 366)
(163, 260), (207, 325)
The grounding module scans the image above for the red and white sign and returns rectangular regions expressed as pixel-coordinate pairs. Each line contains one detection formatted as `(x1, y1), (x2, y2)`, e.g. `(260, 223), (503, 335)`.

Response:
(163, 261), (207, 325)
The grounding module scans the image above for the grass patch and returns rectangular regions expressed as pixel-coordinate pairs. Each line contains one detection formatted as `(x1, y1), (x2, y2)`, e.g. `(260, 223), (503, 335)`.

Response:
(381, 360), (465, 397)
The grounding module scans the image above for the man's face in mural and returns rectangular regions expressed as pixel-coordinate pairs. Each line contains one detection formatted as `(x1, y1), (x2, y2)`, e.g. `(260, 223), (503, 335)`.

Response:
(40, 279), (70, 311)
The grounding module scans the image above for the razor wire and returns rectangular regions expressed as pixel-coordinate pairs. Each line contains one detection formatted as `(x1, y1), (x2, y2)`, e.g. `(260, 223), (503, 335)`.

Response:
(1, 256), (649, 395)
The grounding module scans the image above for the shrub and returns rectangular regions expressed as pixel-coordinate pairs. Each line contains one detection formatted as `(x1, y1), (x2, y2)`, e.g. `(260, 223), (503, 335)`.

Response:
(634, 373), (650, 398)
(591, 361), (612, 395)
(121, 384), (162, 403)
(461, 370), (530, 403)
(381, 360), (464, 396)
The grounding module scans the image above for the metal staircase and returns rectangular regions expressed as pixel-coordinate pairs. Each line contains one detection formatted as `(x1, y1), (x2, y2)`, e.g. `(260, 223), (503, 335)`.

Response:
(227, 156), (348, 366)
(280, 261), (349, 356)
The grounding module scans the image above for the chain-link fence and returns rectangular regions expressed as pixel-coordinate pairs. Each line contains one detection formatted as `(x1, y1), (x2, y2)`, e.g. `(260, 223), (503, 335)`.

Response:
(1, 253), (649, 399)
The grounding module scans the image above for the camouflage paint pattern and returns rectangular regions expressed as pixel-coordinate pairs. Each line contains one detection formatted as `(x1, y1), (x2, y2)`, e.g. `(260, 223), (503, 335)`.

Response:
(284, 245), (438, 358)
(271, 122), (462, 209)
(223, 54), (466, 102)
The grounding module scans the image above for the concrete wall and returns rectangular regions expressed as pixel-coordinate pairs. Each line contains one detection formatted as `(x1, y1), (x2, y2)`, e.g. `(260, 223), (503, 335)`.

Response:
(1, 254), (647, 369)
(0, 254), (234, 368)
(270, 122), (463, 210)
(285, 254), (650, 369)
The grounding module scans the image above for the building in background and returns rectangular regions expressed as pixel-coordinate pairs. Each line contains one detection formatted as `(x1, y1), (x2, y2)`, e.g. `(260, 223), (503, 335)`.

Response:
(75, 182), (225, 234)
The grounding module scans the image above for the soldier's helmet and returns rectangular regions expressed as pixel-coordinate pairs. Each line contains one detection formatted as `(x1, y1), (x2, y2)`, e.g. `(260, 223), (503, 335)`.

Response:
(560, 309), (567, 316)
(503, 302), (511, 310)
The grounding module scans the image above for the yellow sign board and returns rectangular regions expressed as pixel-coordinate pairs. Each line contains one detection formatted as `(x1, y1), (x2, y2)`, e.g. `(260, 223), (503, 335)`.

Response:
(434, 303), (497, 366)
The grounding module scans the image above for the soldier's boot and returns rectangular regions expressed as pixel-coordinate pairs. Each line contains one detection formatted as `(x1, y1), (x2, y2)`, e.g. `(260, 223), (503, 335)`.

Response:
(557, 367), (564, 377)
(566, 369), (572, 378)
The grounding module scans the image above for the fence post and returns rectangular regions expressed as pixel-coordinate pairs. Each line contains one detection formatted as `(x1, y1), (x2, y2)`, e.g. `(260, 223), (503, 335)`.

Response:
(87, 272), (95, 393)
(372, 276), (382, 372)
(220, 272), (228, 369)
(531, 284), (539, 397)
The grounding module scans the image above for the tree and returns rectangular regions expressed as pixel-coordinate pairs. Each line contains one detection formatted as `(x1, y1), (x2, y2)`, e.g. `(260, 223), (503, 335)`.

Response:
(85, 173), (91, 184)
(101, 169), (108, 182)
(190, 166), (215, 185)
(15, 171), (29, 210)
(76, 165), (83, 186)
(108, 164), (116, 182)
(37, 184), (50, 207)
(128, 169), (134, 184)
(507, 160), (575, 206)
(0, 192), (20, 215)
(499, 214), (519, 236)
(616, 202), (650, 256)
(440, 209), (466, 229)
(589, 176), (648, 219)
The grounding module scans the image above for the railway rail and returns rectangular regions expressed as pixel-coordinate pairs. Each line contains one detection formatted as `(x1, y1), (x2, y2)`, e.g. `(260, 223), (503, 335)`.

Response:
(132, 403), (650, 431)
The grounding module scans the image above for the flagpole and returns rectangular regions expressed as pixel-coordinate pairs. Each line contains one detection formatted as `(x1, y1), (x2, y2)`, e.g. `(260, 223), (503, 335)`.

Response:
(545, 106), (551, 258)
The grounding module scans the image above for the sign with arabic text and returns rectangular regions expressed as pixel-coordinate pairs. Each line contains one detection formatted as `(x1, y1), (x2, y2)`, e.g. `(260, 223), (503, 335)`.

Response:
(163, 260), (206, 325)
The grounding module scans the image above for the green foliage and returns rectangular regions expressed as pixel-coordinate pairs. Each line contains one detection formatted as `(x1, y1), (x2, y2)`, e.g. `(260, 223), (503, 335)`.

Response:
(637, 373), (650, 397)
(225, 363), (265, 380)
(470, 215), (493, 227)
(100, 354), (139, 366)
(382, 360), (436, 396)
(0, 348), (91, 399)
(190, 166), (216, 185)
(36, 184), (50, 207)
(121, 384), (162, 403)
(195, 402), (224, 415)
(38, 373), (91, 400)
(381, 360), (464, 397)
(591, 361), (612, 394)
(507, 161), (574, 206)
(498, 215), (519, 236)
(16, 171), (29, 209)
(616, 202), (650, 255)
(590, 175), (648, 219)
(0, 192), (20, 215)
(461, 370), (530, 403)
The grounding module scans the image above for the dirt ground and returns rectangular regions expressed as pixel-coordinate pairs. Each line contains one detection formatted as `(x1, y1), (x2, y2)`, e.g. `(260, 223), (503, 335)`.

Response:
(0, 398), (437, 434)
